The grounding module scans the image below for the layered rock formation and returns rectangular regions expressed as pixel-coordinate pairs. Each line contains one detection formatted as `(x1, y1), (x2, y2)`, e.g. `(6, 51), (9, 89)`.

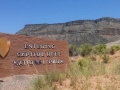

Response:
(16, 17), (120, 46)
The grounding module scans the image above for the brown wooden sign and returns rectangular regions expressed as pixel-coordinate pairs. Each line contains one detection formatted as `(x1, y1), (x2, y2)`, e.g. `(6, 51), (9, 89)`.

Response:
(0, 33), (69, 78)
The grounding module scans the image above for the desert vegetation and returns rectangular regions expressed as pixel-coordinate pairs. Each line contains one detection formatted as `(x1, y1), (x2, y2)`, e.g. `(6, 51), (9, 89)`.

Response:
(30, 44), (120, 90)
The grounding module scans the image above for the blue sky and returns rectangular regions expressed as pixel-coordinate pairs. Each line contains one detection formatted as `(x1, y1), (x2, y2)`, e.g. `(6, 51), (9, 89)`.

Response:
(0, 0), (120, 34)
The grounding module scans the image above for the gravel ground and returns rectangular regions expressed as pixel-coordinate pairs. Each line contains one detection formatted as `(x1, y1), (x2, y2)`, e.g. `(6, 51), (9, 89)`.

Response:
(0, 74), (39, 90)
(106, 40), (120, 48)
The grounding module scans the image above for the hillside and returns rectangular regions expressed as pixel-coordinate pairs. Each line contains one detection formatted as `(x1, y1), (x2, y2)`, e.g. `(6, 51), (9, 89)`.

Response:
(106, 40), (120, 48)
(16, 17), (120, 46)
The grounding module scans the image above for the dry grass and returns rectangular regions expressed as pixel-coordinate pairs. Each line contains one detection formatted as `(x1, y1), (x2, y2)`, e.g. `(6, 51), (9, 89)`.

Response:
(53, 75), (120, 90)
(31, 50), (120, 90)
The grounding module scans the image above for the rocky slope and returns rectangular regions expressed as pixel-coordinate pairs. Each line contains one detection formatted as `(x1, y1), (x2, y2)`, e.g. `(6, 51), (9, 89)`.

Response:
(16, 17), (120, 46)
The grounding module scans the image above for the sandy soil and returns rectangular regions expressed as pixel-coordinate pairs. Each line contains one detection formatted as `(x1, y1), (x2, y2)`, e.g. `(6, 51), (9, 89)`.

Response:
(56, 75), (120, 90)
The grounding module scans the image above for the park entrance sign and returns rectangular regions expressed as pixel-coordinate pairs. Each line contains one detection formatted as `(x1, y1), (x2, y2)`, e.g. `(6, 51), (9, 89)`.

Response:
(0, 33), (69, 78)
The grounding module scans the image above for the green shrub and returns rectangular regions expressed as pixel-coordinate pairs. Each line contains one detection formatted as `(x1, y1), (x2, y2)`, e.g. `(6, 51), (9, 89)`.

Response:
(69, 44), (81, 56)
(78, 59), (88, 68)
(80, 44), (92, 56)
(78, 58), (105, 76)
(93, 44), (107, 54)
(45, 71), (66, 86)
(32, 77), (48, 90)
(102, 54), (109, 63)
(67, 61), (81, 78)
(109, 45), (120, 55)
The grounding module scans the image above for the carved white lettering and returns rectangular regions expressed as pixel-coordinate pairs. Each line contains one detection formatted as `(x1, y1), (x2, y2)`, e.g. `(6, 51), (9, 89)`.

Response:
(14, 60), (45, 66)
(46, 52), (61, 57)
(24, 44), (55, 49)
(16, 52), (44, 57)
(48, 59), (63, 64)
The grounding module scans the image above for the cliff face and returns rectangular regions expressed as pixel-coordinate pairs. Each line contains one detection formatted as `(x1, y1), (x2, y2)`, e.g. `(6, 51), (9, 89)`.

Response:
(16, 17), (120, 46)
